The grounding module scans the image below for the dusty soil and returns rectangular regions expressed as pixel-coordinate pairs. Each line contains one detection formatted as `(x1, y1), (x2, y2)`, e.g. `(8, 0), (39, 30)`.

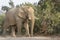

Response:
(0, 36), (60, 40)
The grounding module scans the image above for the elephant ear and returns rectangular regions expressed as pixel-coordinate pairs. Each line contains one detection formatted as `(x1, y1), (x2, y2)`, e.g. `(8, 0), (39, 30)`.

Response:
(17, 8), (27, 19)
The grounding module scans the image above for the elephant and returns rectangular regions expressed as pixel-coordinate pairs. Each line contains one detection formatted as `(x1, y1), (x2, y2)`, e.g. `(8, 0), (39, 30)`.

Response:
(3, 6), (35, 37)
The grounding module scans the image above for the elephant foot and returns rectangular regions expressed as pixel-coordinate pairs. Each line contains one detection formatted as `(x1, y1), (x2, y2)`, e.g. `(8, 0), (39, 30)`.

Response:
(16, 33), (21, 37)
(2, 33), (7, 37)
(30, 34), (33, 37)
(2, 34), (6, 37)
(17, 32), (21, 35)
(11, 34), (16, 37)
(12, 35), (16, 37)
(11, 33), (16, 37)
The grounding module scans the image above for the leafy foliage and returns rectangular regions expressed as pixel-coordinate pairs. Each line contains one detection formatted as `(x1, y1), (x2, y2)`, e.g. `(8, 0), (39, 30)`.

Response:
(0, 14), (5, 34)
(37, 0), (60, 35)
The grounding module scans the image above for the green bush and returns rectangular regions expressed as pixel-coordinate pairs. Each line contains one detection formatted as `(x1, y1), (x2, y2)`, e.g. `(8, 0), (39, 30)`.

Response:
(0, 14), (5, 34)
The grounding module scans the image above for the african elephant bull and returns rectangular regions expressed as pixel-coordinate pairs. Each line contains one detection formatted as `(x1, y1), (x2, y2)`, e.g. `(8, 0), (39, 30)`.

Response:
(3, 6), (35, 37)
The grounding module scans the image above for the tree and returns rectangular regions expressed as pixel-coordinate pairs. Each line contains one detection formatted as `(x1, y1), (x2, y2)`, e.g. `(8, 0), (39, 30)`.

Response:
(1, 0), (14, 11)
(37, 0), (60, 35)
(1, 6), (10, 11)
(9, 0), (14, 8)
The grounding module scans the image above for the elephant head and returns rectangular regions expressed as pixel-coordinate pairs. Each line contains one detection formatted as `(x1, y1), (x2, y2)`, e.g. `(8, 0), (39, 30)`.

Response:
(17, 6), (34, 21)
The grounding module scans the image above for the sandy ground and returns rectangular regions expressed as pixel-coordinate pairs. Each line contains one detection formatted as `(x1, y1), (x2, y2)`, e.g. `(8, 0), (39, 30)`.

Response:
(0, 36), (60, 40)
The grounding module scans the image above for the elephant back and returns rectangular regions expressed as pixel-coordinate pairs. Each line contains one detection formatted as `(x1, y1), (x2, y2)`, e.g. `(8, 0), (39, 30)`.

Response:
(6, 8), (17, 25)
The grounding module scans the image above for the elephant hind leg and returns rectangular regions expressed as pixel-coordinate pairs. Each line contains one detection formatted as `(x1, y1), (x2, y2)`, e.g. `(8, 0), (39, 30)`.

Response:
(11, 25), (16, 37)
(3, 21), (9, 36)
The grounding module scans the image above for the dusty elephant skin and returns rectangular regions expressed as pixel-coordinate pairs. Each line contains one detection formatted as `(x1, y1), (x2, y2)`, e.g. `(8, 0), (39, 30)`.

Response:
(2, 6), (35, 37)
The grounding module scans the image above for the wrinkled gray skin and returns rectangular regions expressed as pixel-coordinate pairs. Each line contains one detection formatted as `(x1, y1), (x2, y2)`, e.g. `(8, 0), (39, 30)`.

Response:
(3, 6), (35, 37)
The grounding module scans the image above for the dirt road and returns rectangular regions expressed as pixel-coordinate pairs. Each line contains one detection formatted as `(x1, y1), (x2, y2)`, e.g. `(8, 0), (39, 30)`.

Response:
(0, 36), (60, 40)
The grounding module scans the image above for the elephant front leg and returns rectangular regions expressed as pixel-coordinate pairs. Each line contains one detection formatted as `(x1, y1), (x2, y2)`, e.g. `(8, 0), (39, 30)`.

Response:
(31, 19), (35, 37)
(17, 25), (21, 35)
(24, 21), (30, 37)
(31, 25), (34, 37)
(15, 17), (23, 36)
(16, 21), (22, 36)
